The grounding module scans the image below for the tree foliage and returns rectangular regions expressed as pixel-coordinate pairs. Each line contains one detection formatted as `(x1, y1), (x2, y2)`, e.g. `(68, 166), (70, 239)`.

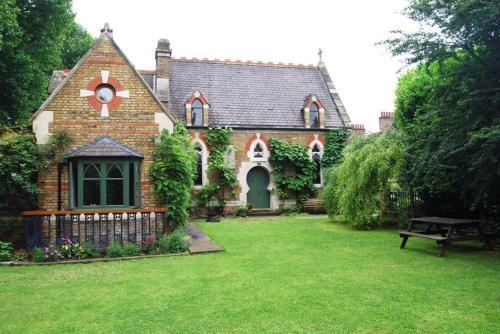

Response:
(385, 0), (500, 220)
(0, 0), (95, 126)
(0, 131), (72, 210)
(150, 124), (197, 229)
(322, 132), (405, 229)
(268, 138), (316, 209)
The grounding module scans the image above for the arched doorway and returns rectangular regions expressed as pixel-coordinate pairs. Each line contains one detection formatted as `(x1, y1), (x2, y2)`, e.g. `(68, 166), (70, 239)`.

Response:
(246, 167), (270, 209)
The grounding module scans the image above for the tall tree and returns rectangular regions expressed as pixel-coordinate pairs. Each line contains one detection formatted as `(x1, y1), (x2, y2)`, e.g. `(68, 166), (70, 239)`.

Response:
(385, 0), (500, 219)
(0, 0), (94, 126)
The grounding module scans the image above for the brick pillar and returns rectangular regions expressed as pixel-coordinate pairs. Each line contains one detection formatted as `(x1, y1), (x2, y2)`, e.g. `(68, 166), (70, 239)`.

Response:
(185, 104), (192, 125)
(203, 105), (209, 126)
(304, 108), (310, 128)
(319, 108), (325, 128)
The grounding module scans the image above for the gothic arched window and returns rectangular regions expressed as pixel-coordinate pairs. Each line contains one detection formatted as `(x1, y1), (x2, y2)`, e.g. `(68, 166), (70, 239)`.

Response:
(194, 144), (203, 186)
(311, 144), (322, 185)
(310, 103), (319, 129)
(191, 99), (203, 126)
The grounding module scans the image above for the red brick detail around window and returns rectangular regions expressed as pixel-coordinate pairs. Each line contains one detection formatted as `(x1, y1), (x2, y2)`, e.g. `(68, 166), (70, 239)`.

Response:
(245, 134), (269, 152)
(186, 92), (209, 105)
(306, 134), (325, 146)
(86, 75), (124, 113)
(191, 133), (210, 150)
(303, 94), (325, 110)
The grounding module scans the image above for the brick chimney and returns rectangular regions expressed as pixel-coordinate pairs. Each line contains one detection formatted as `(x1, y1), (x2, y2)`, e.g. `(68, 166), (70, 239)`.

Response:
(351, 123), (366, 136)
(155, 39), (172, 102)
(379, 112), (394, 133)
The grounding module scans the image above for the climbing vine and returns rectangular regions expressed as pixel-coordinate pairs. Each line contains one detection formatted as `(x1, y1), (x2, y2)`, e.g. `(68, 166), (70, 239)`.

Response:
(321, 129), (347, 168)
(150, 123), (197, 229)
(268, 138), (316, 209)
(194, 127), (236, 210)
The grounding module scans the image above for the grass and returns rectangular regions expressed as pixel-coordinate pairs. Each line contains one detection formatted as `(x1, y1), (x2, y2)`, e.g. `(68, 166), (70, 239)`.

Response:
(0, 215), (498, 333)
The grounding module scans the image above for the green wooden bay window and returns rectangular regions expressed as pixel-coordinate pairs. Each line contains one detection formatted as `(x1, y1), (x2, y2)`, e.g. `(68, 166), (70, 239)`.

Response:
(69, 159), (141, 209)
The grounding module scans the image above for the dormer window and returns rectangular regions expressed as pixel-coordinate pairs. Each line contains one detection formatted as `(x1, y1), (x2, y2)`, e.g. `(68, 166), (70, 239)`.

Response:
(310, 103), (319, 128)
(303, 95), (325, 129)
(186, 91), (209, 127)
(191, 99), (203, 126)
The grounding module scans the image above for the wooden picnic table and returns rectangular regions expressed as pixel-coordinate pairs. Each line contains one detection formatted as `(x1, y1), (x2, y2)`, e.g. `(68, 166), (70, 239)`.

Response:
(399, 217), (494, 257)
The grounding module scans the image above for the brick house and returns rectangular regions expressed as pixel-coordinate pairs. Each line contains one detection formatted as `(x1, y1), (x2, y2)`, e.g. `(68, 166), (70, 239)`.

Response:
(32, 24), (351, 213)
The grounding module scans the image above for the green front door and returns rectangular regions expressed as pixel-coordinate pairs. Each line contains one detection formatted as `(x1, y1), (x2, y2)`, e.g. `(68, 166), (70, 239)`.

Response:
(247, 167), (270, 209)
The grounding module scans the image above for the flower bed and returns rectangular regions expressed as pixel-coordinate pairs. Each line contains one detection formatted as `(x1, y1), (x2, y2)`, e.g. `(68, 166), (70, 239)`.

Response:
(0, 229), (191, 265)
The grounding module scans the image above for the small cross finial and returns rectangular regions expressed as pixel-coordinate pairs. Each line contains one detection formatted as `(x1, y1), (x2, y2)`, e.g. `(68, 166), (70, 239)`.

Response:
(100, 23), (113, 37)
(318, 48), (323, 62)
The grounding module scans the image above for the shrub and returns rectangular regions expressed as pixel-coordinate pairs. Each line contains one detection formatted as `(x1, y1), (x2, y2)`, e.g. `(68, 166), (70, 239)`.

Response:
(13, 248), (28, 261)
(143, 235), (158, 255)
(122, 243), (141, 257)
(158, 230), (190, 254)
(237, 206), (248, 217)
(106, 241), (124, 258)
(0, 241), (13, 261)
(80, 241), (100, 259)
(31, 247), (44, 262)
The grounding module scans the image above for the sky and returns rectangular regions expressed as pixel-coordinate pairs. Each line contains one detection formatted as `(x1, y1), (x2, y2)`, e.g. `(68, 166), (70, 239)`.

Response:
(73, 0), (414, 132)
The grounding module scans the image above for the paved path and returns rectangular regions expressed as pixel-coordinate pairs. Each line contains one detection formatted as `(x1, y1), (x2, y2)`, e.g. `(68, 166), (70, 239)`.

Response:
(188, 223), (223, 254)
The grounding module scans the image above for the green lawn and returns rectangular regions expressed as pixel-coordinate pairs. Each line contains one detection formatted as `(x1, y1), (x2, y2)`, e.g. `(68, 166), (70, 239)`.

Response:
(0, 216), (498, 333)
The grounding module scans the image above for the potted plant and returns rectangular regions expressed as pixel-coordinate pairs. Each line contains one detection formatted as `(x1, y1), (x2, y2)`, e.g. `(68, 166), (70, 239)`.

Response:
(238, 206), (248, 217)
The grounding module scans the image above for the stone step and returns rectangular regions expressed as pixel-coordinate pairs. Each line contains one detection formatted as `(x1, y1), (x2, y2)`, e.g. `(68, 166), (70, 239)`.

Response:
(248, 209), (278, 216)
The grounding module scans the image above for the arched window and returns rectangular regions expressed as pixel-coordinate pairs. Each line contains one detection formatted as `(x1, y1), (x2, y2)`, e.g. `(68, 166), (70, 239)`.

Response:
(311, 144), (322, 185)
(254, 143), (264, 158)
(194, 144), (203, 186)
(191, 99), (203, 126)
(310, 103), (319, 128)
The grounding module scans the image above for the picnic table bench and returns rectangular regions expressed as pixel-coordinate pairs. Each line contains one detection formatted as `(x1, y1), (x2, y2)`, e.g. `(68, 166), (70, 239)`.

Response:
(400, 217), (494, 257)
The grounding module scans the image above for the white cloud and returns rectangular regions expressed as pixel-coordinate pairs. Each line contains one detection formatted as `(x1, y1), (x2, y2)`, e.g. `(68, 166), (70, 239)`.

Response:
(73, 0), (414, 132)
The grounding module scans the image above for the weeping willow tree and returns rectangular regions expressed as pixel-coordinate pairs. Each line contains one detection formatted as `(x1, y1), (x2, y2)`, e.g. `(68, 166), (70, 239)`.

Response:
(322, 131), (405, 229)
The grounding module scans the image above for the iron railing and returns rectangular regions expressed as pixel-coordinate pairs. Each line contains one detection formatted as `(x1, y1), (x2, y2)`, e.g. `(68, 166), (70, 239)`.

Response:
(384, 190), (424, 217)
(23, 208), (167, 250)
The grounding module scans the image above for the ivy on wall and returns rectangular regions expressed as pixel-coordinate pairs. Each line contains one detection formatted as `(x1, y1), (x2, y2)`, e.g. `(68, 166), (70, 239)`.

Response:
(194, 127), (236, 210)
(150, 123), (196, 229)
(268, 138), (316, 209)
(321, 129), (347, 168)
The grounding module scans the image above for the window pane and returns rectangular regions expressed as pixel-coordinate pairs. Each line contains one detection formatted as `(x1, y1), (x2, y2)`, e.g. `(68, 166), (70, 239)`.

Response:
(107, 179), (124, 205)
(310, 103), (319, 112)
(313, 154), (321, 184)
(195, 152), (203, 185)
(310, 111), (319, 128)
(129, 162), (135, 206)
(192, 99), (202, 109)
(107, 164), (123, 178)
(84, 164), (100, 178)
(83, 180), (101, 206)
(192, 109), (203, 126)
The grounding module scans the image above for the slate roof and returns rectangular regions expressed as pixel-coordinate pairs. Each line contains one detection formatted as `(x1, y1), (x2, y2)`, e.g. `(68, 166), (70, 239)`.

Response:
(141, 59), (350, 129)
(67, 136), (143, 158)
